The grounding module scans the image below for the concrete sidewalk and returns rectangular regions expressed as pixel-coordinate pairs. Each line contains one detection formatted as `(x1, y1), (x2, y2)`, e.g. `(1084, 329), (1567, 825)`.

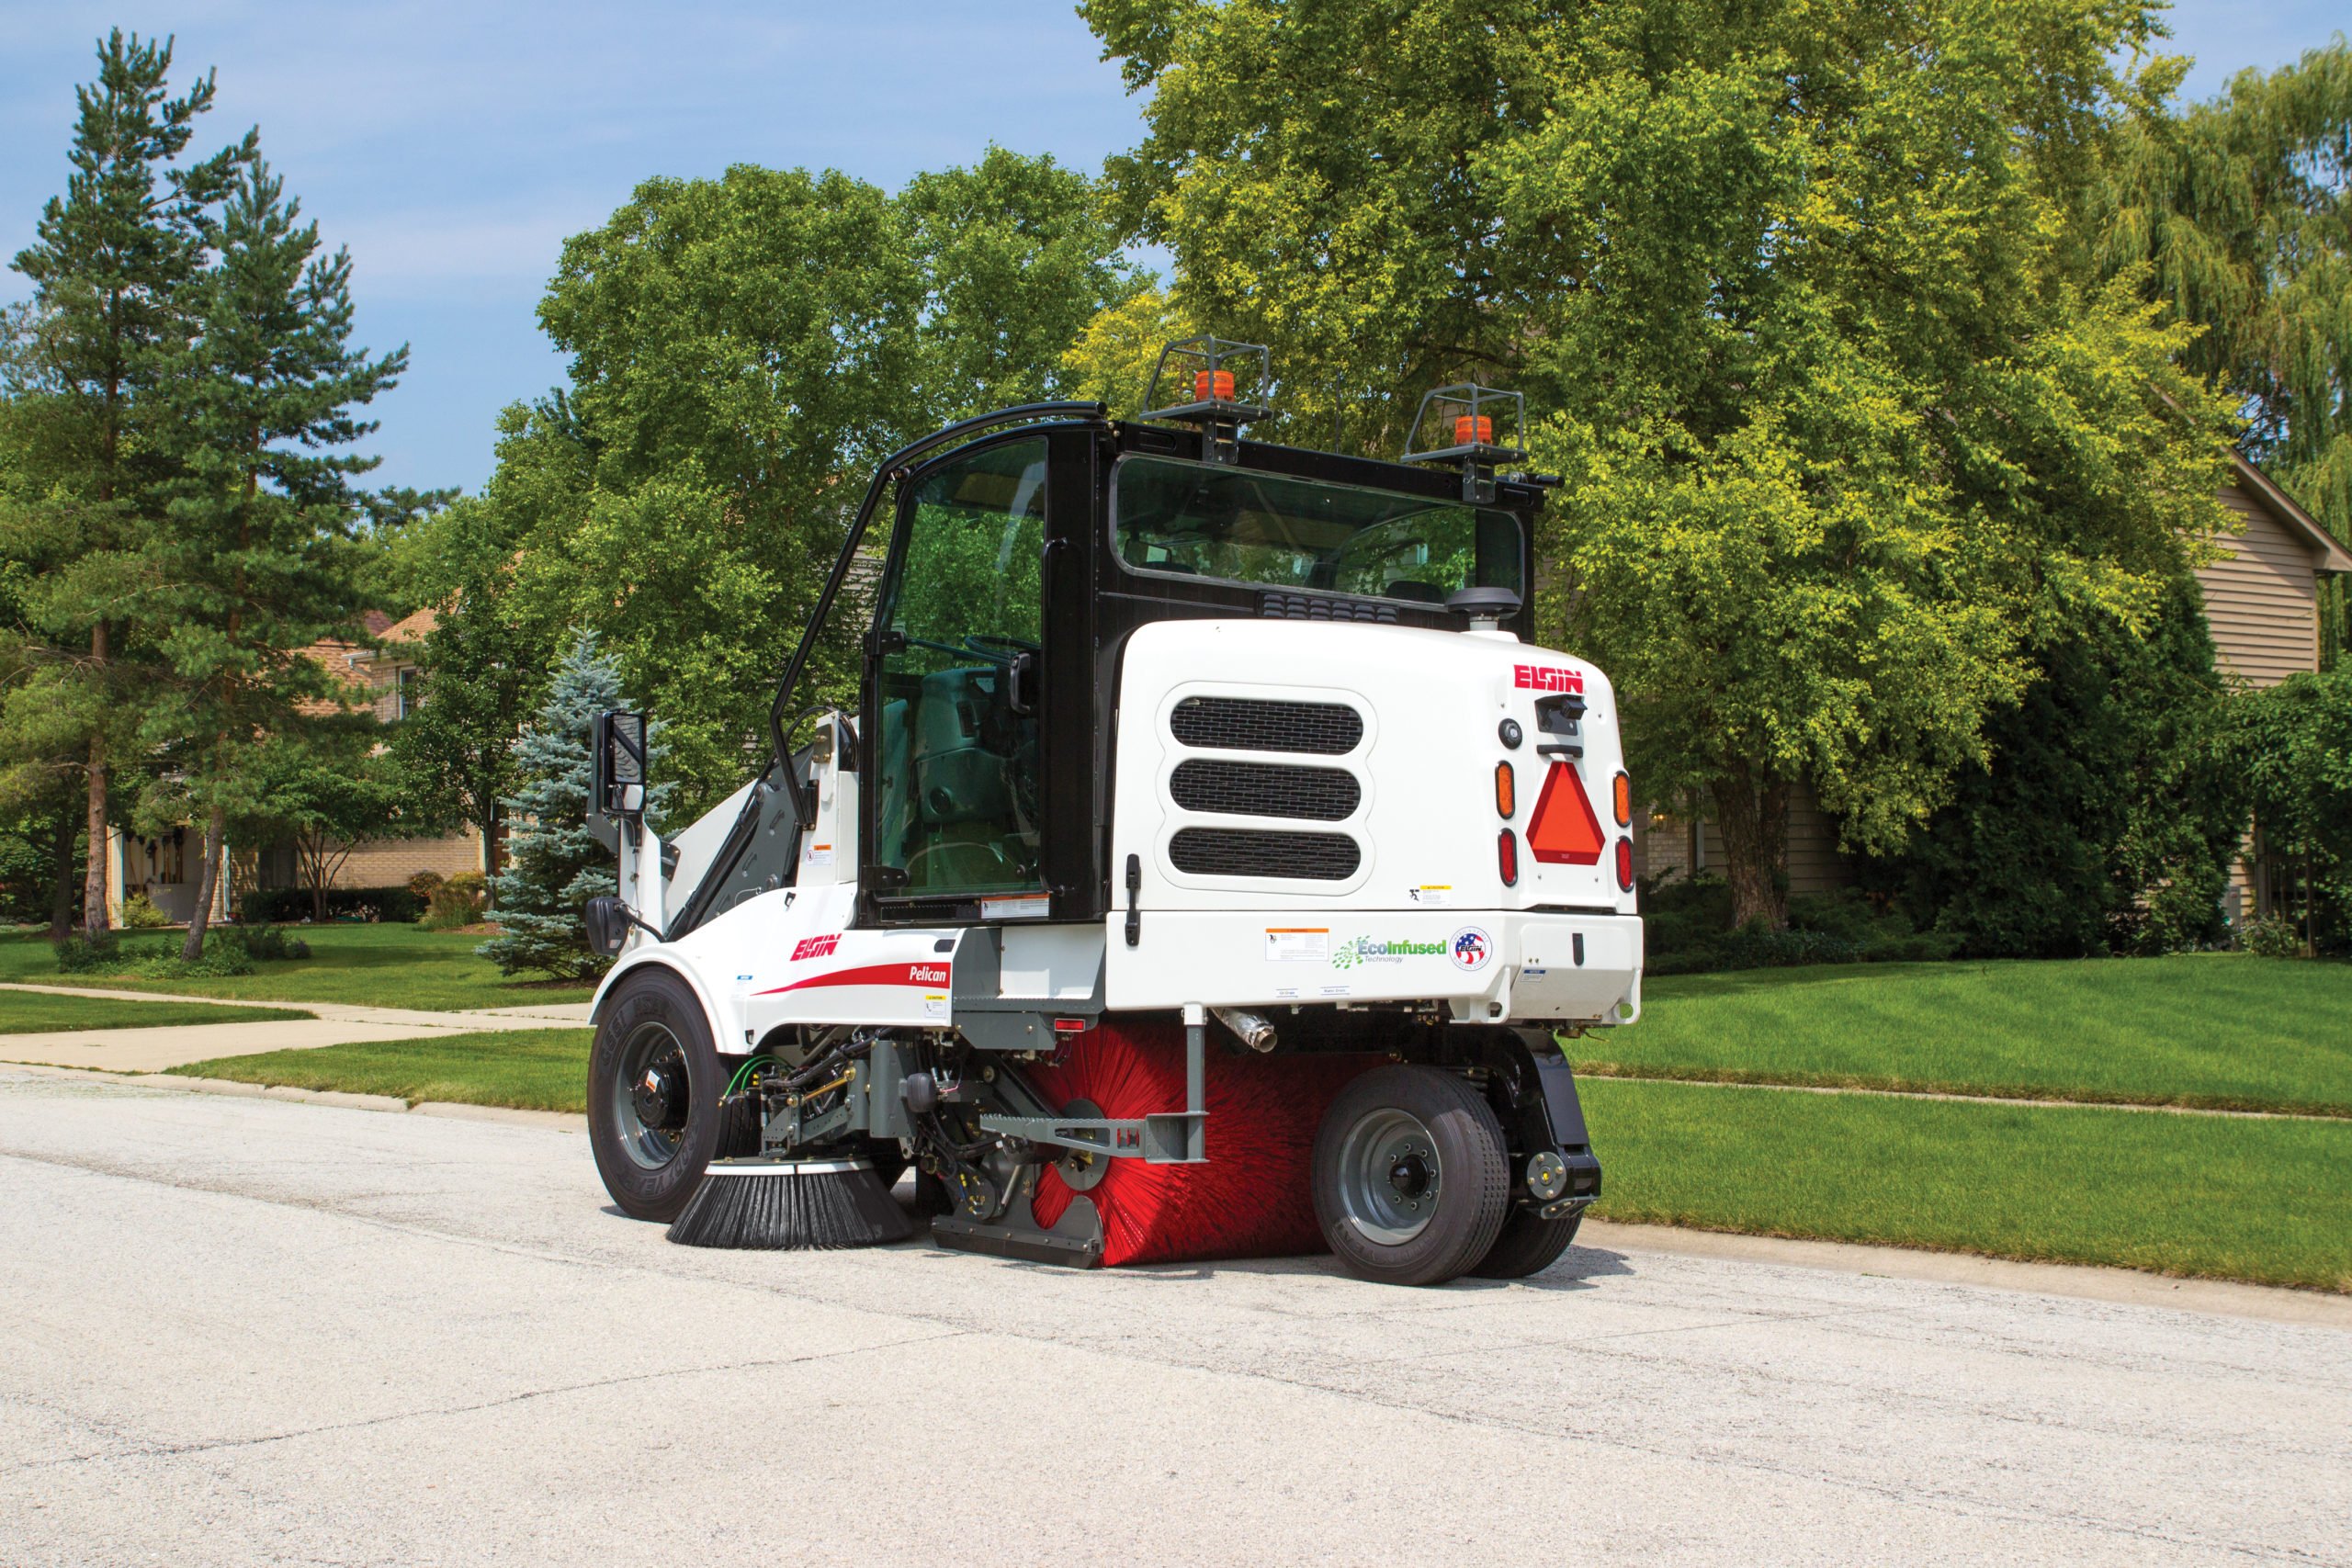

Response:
(0, 982), (593, 1072)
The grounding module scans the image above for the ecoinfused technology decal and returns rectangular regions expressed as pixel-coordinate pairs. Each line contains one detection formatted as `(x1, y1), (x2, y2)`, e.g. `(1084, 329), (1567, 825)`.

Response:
(1329, 935), (1447, 970)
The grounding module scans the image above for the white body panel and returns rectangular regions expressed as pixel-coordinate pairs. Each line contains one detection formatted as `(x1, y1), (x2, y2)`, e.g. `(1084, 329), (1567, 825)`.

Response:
(593, 624), (1641, 1042)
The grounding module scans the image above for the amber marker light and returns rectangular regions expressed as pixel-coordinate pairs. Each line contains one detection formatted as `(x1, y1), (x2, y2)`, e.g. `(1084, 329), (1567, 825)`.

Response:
(1612, 771), (1632, 828)
(1495, 760), (1516, 819)
(1194, 369), (1236, 401)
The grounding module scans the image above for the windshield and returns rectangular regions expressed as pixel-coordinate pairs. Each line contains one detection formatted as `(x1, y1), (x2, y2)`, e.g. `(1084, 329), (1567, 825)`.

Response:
(1112, 456), (1523, 605)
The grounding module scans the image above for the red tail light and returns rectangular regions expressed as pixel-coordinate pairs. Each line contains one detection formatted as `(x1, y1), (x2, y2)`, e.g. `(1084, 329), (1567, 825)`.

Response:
(1525, 762), (1606, 865)
(1615, 837), (1634, 891)
(1498, 829), (1519, 886)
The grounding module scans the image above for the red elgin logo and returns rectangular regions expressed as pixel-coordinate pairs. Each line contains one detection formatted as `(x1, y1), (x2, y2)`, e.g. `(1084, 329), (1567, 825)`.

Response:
(1514, 664), (1584, 694)
(790, 933), (842, 962)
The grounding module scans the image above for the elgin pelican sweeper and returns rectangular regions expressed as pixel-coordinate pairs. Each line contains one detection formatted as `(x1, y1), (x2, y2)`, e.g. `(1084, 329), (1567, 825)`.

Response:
(581, 343), (1641, 1287)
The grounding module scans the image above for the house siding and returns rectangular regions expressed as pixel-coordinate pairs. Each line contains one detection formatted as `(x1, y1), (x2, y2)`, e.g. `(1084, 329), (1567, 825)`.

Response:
(2197, 481), (2322, 688)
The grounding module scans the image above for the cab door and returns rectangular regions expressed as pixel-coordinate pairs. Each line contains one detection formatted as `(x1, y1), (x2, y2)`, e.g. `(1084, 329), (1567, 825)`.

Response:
(862, 436), (1050, 917)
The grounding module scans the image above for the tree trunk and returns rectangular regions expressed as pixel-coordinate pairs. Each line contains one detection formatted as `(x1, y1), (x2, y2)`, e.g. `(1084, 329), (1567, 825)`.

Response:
(1710, 763), (1790, 930)
(47, 803), (80, 942)
(82, 759), (109, 935)
(182, 805), (228, 962)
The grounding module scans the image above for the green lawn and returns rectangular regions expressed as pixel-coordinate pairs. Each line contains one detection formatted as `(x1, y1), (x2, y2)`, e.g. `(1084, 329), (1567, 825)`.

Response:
(0, 925), (597, 1011)
(1582, 1077), (2352, 1291)
(1581, 954), (2352, 1116)
(0, 987), (311, 1032)
(168, 1028), (595, 1111)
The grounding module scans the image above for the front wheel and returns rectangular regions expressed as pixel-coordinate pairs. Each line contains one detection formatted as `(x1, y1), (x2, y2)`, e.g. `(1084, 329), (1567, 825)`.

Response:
(1311, 1066), (1510, 1287)
(589, 966), (723, 1222)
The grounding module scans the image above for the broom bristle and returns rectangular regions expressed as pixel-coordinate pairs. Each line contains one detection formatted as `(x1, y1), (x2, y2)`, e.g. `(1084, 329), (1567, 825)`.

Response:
(1027, 1022), (1381, 1266)
(666, 1158), (915, 1250)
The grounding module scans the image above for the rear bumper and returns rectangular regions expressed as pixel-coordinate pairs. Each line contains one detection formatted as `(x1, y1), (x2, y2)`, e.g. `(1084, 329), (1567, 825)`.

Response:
(1102, 910), (1642, 1027)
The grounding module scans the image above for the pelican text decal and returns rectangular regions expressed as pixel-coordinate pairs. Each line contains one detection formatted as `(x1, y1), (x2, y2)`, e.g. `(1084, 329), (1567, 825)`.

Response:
(1514, 664), (1584, 694)
(790, 933), (842, 962)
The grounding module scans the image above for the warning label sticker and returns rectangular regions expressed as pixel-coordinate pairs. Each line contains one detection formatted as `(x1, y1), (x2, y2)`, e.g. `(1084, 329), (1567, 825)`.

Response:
(1265, 928), (1329, 962)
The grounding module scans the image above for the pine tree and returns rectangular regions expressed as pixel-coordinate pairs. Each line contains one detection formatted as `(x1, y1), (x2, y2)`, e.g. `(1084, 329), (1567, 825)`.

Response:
(6, 30), (247, 932)
(479, 631), (667, 980)
(137, 155), (405, 958)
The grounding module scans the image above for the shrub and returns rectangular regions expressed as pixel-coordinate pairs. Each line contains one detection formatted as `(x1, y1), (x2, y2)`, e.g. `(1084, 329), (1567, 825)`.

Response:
(421, 871), (488, 931)
(407, 870), (447, 901)
(52, 931), (120, 972)
(2242, 918), (2305, 960)
(216, 924), (311, 962)
(121, 892), (173, 929)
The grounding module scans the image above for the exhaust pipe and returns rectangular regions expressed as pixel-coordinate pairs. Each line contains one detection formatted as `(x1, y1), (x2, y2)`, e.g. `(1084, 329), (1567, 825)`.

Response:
(1213, 1007), (1279, 1054)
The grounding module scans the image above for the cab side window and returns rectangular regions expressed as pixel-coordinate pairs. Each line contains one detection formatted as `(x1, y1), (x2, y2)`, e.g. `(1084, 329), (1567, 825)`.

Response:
(869, 439), (1047, 898)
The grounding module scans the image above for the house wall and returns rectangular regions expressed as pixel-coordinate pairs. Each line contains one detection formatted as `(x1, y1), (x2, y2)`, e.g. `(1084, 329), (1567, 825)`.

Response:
(2197, 480), (2323, 687)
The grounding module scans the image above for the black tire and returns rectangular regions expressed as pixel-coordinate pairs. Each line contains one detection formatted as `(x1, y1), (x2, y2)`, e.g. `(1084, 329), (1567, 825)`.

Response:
(590, 966), (724, 1222)
(1470, 1207), (1584, 1280)
(1312, 1065), (1510, 1287)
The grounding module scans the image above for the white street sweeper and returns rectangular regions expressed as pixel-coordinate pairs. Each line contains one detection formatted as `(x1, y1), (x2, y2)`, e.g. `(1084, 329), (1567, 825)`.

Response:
(581, 344), (1641, 1286)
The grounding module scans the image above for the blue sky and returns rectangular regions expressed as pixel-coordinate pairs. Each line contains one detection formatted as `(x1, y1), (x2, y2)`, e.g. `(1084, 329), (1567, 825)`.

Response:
(2, 1), (2344, 496)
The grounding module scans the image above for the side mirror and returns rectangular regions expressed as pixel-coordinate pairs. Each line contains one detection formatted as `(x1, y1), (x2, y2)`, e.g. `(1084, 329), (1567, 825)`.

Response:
(594, 710), (648, 819)
(584, 895), (630, 957)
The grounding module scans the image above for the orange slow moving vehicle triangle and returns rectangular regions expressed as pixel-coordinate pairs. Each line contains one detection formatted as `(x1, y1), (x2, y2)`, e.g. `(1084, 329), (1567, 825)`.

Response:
(1525, 761), (1606, 865)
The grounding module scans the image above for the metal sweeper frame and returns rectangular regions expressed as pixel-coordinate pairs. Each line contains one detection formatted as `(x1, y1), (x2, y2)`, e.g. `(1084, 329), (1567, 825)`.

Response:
(581, 347), (1643, 1286)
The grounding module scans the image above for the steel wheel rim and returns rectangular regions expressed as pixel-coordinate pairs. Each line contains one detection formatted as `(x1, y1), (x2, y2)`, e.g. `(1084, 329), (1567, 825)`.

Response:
(614, 1020), (691, 1169)
(1335, 1106), (1441, 1246)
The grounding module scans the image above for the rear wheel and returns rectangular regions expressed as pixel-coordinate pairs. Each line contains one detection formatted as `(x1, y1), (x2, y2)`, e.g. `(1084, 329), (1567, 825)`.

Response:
(1471, 1207), (1583, 1279)
(590, 967), (723, 1222)
(1311, 1066), (1510, 1287)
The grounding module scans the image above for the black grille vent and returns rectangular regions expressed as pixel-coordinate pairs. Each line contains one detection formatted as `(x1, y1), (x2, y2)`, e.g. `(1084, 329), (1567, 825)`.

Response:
(1171, 759), (1359, 820)
(1169, 828), (1362, 881)
(1261, 592), (1401, 625)
(1170, 696), (1363, 755)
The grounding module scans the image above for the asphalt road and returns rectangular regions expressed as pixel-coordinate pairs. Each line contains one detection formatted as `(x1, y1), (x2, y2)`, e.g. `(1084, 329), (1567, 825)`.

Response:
(2, 1068), (2345, 1567)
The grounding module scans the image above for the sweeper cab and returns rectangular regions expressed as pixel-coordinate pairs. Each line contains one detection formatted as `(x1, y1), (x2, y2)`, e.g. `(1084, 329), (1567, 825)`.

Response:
(582, 344), (1641, 1286)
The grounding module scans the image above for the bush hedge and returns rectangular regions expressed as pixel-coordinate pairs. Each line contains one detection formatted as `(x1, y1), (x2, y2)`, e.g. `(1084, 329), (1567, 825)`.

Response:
(238, 886), (424, 924)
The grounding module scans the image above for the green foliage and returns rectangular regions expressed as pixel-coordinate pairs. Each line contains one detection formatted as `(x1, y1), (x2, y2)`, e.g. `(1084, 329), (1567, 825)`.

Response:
(1873, 586), (2246, 957)
(2, 30), (250, 932)
(1640, 875), (1957, 976)
(2241, 919), (2303, 960)
(435, 151), (1136, 819)
(479, 632), (664, 980)
(120, 891), (169, 928)
(2099, 40), (2352, 658)
(2225, 668), (2352, 954)
(215, 922), (308, 962)
(51, 930), (119, 971)
(419, 871), (486, 931)
(1091, 0), (2234, 931)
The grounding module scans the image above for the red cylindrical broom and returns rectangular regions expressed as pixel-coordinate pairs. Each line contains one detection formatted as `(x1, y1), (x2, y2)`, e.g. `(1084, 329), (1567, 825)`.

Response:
(1026, 1021), (1383, 1266)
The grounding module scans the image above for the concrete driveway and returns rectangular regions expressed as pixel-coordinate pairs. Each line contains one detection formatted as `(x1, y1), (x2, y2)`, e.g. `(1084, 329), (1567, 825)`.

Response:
(1, 1066), (2344, 1567)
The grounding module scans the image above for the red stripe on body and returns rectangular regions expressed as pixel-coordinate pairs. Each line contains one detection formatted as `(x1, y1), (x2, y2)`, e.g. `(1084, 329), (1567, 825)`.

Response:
(753, 962), (952, 996)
